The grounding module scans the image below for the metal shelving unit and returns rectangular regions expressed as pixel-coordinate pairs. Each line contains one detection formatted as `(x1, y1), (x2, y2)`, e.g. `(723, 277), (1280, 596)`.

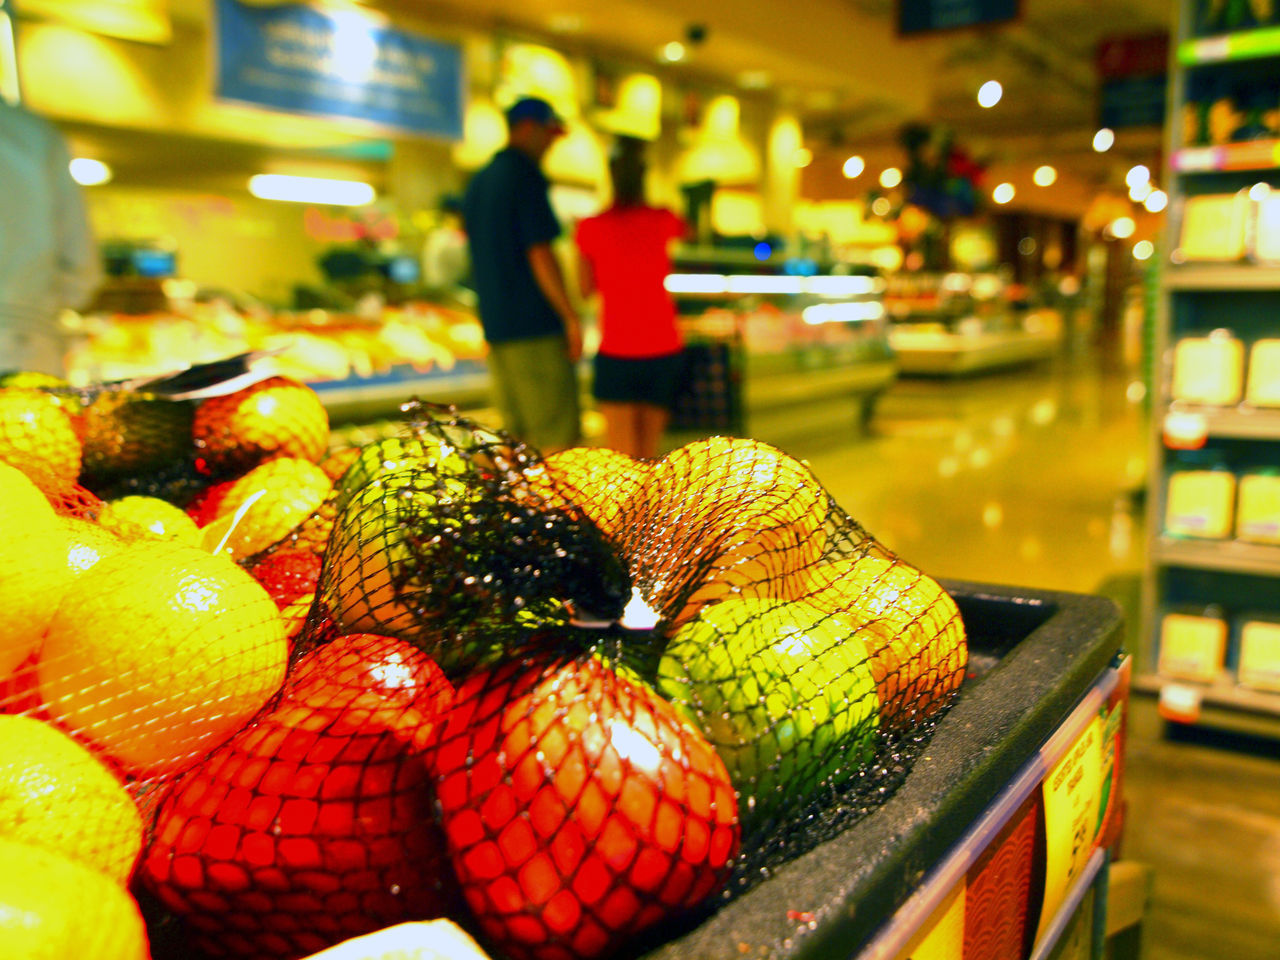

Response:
(1142, 1), (1280, 734)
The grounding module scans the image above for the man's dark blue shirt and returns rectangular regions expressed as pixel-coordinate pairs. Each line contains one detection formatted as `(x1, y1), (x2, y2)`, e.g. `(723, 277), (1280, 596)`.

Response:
(462, 147), (563, 343)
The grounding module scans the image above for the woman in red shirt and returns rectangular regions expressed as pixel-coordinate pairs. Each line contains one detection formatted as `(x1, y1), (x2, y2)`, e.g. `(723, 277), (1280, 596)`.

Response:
(575, 138), (687, 460)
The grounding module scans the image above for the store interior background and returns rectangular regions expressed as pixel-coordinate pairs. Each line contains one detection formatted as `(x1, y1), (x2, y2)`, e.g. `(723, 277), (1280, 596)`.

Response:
(4, 1), (1280, 958)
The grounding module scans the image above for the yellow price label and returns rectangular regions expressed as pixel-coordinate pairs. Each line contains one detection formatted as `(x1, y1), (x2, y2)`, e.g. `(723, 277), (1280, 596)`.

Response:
(1036, 715), (1103, 945)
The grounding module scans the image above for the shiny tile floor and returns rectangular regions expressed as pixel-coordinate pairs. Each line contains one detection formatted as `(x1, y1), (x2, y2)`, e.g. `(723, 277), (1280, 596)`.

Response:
(779, 355), (1149, 597)
(769, 354), (1280, 960)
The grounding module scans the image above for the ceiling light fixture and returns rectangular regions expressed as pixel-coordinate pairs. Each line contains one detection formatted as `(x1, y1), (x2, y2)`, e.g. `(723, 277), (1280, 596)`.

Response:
(661, 41), (686, 63)
(1133, 240), (1155, 260)
(879, 166), (902, 189)
(842, 155), (865, 178)
(992, 182), (1015, 204)
(1033, 165), (1057, 187)
(1109, 216), (1136, 239)
(1093, 128), (1115, 152)
(977, 80), (1003, 108)
(248, 174), (375, 206)
(1144, 189), (1168, 213)
(68, 157), (112, 186)
(1125, 164), (1150, 188)
(1129, 181), (1153, 203)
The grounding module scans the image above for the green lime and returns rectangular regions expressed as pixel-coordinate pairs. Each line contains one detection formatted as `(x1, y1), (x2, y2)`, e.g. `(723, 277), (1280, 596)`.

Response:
(334, 436), (470, 513)
(657, 597), (879, 834)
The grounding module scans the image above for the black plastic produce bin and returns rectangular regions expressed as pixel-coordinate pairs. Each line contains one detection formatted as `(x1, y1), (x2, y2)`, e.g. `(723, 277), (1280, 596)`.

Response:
(642, 579), (1126, 960)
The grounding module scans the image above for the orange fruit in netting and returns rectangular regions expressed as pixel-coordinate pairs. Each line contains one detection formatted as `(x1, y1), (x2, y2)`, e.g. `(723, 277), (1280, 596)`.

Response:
(37, 540), (288, 777)
(0, 715), (144, 883)
(670, 517), (831, 627)
(192, 376), (329, 472)
(320, 444), (361, 483)
(524, 445), (651, 540)
(0, 837), (149, 960)
(0, 387), (82, 496)
(638, 437), (829, 618)
(97, 495), (202, 545)
(0, 514), (120, 704)
(203, 456), (333, 560)
(0, 462), (69, 679)
(61, 515), (125, 575)
(801, 555), (967, 728)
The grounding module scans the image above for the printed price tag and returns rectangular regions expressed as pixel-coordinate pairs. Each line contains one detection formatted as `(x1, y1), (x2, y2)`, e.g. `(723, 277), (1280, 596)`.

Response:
(1036, 716), (1103, 945)
(891, 881), (964, 960)
(1172, 146), (1220, 172)
(1190, 36), (1231, 62)
(1158, 682), (1203, 724)
(1163, 411), (1208, 449)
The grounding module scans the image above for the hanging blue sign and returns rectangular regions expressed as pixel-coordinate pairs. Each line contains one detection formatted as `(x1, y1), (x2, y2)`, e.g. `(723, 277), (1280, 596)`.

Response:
(898, 0), (1020, 35)
(214, 0), (464, 140)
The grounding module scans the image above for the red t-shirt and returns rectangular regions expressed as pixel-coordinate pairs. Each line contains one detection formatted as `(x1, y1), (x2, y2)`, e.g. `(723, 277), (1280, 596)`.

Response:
(575, 205), (686, 358)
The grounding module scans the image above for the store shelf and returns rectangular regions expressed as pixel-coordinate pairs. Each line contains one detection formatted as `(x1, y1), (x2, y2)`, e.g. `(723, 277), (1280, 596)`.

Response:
(1133, 674), (1280, 735)
(1171, 139), (1280, 173)
(1178, 27), (1280, 66)
(1163, 264), (1280, 289)
(1161, 404), (1280, 439)
(1153, 537), (1280, 575)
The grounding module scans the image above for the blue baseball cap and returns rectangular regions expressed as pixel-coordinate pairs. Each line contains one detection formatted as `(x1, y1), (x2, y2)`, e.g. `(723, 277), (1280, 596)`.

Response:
(505, 97), (565, 132)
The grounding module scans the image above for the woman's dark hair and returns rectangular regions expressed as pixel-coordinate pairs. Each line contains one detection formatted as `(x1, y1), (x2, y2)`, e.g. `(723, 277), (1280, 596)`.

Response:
(609, 136), (646, 206)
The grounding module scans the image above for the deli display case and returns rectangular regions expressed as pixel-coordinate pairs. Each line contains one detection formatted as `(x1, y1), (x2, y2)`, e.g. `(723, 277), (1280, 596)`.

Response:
(884, 272), (1064, 377)
(662, 245), (899, 444)
(62, 292), (491, 423)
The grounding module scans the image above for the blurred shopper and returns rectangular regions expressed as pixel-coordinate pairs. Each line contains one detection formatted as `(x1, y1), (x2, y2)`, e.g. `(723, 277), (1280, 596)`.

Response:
(0, 101), (100, 376)
(575, 137), (687, 459)
(463, 97), (582, 452)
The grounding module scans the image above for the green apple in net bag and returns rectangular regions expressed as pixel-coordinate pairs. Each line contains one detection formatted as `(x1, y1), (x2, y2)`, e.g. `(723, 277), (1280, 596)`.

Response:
(334, 435), (470, 513)
(657, 596), (879, 834)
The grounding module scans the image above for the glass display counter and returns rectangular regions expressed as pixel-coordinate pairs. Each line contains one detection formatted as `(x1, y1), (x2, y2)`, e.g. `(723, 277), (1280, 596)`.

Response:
(63, 295), (491, 423)
(662, 248), (898, 444)
(884, 272), (1064, 376)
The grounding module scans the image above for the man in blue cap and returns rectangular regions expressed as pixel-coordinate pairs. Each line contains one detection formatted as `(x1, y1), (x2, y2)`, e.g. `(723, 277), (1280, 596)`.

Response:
(463, 96), (582, 452)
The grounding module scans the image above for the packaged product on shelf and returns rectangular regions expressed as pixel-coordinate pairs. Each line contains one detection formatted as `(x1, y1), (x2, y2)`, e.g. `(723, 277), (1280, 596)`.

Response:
(1177, 193), (1249, 261)
(1250, 193), (1280, 263)
(1235, 468), (1280, 543)
(1246, 337), (1280, 404)
(1170, 330), (1245, 405)
(1236, 614), (1280, 691)
(1158, 610), (1230, 683)
(1164, 460), (1237, 539)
